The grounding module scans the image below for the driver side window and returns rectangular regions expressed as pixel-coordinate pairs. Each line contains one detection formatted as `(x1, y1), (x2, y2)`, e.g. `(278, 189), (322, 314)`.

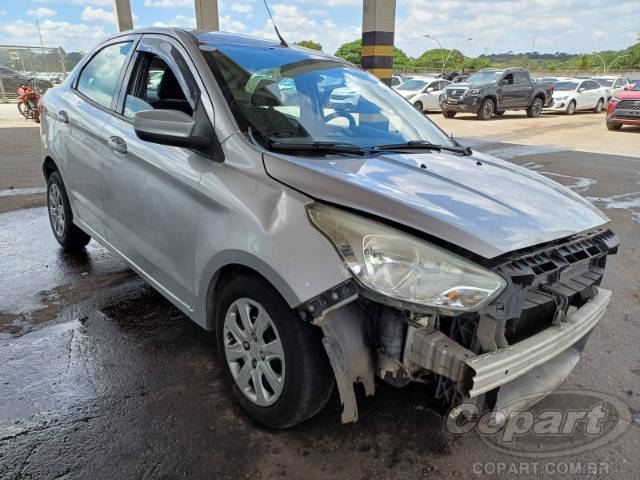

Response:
(123, 53), (193, 119)
(501, 73), (514, 85)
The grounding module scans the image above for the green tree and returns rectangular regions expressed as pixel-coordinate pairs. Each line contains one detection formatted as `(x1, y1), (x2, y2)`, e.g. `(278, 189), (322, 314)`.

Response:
(414, 48), (465, 70)
(334, 39), (413, 67)
(463, 56), (492, 71)
(294, 40), (322, 51)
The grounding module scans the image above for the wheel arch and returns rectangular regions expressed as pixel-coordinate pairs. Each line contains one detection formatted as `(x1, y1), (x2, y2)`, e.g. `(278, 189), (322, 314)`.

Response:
(42, 155), (59, 180)
(200, 252), (302, 332)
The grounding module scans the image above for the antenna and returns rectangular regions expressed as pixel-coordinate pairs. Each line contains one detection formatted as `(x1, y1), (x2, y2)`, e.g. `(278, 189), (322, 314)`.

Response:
(263, 0), (288, 47)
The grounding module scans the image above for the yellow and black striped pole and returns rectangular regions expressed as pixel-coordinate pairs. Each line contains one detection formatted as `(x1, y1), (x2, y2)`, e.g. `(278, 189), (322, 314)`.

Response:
(361, 0), (396, 86)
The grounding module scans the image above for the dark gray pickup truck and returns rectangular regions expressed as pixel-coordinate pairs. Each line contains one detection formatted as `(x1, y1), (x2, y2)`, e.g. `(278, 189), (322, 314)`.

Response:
(440, 67), (554, 120)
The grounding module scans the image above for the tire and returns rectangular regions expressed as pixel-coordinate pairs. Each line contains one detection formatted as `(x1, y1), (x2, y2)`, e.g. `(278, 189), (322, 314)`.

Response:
(47, 171), (91, 250)
(215, 273), (334, 429)
(33, 110), (40, 124)
(495, 110), (506, 116)
(606, 123), (622, 131)
(526, 97), (543, 118)
(477, 98), (495, 120)
(566, 100), (576, 115)
(594, 98), (604, 113)
(414, 101), (424, 112)
(442, 110), (457, 118)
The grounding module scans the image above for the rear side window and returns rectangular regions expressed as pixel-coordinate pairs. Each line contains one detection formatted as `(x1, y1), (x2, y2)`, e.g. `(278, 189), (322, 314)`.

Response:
(514, 71), (529, 84)
(77, 42), (133, 109)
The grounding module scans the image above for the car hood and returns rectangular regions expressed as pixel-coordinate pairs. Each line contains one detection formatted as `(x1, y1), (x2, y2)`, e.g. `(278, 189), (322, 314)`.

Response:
(263, 150), (609, 259)
(397, 89), (418, 99)
(616, 90), (640, 99)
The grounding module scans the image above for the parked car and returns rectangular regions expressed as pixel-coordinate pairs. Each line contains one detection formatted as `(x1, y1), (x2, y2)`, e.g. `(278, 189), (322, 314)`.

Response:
(0, 65), (54, 97)
(396, 77), (451, 112)
(606, 81), (640, 130)
(41, 28), (618, 429)
(440, 68), (554, 120)
(391, 75), (404, 88)
(451, 73), (470, 83)
(328, 85), (360, 107)
(592, 75), (630, 101)
(544, 79), (607, 114)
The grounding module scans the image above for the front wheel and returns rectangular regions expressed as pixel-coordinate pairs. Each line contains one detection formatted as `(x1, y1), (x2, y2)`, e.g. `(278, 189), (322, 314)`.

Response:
(526, 97), (543, 118)
(566, 100), (576, 115)
(216, 273), (334, 429)
(594, 98), (604, 113)
(414, 101), (424, 112)
(477, 98), (495, 120)
(606, 122), (622, 131)
(442, 110), (457, 118)
(47, 171), (91, 250)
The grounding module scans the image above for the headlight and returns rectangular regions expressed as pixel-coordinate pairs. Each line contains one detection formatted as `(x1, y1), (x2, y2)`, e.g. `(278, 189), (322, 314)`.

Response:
(307, 204), (506, 312)
(554, 95), (567, 100)
(469, 88), (482, 95)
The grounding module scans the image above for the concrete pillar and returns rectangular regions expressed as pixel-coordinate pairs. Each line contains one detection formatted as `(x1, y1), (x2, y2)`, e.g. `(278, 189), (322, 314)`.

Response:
(195, 0), (219, 30)
(361, 0), (396, 85)
(112, 0), (133, 32)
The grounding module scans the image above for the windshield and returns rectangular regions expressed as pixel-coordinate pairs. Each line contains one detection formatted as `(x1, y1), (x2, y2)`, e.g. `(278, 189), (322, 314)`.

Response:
(631, 83), (640, 91)
(200, 44), (452, 150)
(466, 71), (502, 83)
(554, 81), (579, 91)
(399, 79), (427, 91)
(594, 78), (613, 87)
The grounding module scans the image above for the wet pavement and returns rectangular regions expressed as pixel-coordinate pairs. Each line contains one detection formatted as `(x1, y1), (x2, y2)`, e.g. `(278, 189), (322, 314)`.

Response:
(1, 145), (640, 479)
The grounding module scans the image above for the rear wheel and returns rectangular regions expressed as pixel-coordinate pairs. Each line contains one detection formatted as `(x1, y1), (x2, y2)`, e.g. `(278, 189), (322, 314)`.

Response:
(477, 98), (495, 120)
(594, 98), (604, 113)
(566, 100), (576, 115)
(47, 171), (91, 250)
(526, 97), (543, 118)
(606, 122), (622, 131)
(216, 273), (334, 429)
(442, 110), (457, 118)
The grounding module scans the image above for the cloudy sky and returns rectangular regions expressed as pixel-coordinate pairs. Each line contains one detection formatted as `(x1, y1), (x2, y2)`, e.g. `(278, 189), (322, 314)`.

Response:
(0, 0), (638, 56)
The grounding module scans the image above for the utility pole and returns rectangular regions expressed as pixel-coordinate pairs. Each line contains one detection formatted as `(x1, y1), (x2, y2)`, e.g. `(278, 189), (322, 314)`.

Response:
(195, 0), (219, 30)
(36, 20), (44, 50)
(112, 0), (133, 31)
(361, 0), (396, 86)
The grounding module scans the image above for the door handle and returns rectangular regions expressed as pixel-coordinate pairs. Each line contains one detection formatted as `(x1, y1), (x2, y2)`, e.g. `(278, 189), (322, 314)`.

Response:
(58, 110), (69, 124)
(107, 136), (127, 154)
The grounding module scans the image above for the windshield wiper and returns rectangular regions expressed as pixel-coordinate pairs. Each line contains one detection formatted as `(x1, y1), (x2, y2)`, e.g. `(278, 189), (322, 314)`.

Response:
(372, 140), (472, 156)
(269, 141), (369, 156)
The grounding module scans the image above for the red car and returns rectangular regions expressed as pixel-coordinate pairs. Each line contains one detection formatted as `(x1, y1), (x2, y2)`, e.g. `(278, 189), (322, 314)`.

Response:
(606, 82), (640, 130)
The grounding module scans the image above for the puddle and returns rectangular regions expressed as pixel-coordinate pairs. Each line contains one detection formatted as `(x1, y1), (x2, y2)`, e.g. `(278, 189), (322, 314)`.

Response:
(523, 162), (640, 223)
(522, 162), (598, 192)
(586, 191), (640, 223)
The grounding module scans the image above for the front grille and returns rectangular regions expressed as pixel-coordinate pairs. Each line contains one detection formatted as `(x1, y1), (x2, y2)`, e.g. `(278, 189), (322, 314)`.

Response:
(491, 230), (618, 344)
(616, 100), (640, 111)
(448, 88), (466, 98)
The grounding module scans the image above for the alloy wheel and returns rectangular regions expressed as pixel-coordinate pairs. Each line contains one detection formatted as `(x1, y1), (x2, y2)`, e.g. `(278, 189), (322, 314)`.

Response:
(48, 183), (65, 238)
(223, 298), (286, 406)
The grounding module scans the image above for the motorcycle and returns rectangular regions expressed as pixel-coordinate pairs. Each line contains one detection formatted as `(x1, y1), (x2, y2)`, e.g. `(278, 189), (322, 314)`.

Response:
(17, 84), (41, 123)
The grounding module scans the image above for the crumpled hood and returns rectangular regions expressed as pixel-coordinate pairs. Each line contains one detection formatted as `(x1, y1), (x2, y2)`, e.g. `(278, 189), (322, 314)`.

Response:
(263, 150), (609, 259)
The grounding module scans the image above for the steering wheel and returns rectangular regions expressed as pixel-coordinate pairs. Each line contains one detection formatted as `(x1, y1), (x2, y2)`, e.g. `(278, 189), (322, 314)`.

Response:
(323, 110), (356, 129)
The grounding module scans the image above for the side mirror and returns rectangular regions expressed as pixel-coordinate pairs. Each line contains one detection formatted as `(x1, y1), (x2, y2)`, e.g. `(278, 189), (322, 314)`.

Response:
(133, 109), (211, 151)
(426, 87), (435, 93)
(624, 85), (633, 91)
(578, 88), (585, 92)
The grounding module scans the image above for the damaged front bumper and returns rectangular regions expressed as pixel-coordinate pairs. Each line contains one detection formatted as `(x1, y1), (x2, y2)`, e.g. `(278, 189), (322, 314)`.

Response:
(301, 229), (618, 423)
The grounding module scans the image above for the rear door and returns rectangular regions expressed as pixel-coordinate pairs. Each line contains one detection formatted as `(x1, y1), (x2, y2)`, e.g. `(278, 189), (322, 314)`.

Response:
(100, 34), (212, 311)
(513, 71), (532, 108)
(64, 37), (136, 236)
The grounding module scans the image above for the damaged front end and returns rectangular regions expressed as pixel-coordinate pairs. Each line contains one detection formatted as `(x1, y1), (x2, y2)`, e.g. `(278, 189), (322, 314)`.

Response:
(299, 228), (619, 423)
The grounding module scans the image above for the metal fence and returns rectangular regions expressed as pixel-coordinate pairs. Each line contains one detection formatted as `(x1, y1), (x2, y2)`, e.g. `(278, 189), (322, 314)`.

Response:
(0, 45), (70, 102)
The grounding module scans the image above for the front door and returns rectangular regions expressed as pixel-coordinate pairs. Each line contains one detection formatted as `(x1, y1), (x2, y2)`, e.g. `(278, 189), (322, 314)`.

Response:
(100, 35), (211, 311)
